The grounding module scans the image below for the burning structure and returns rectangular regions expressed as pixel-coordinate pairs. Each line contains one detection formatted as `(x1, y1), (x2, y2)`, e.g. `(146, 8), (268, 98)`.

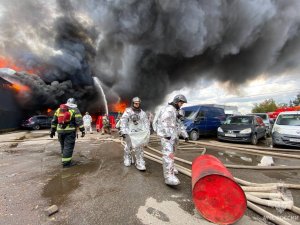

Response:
(0, 77), (22, 131)
(1, 0), (300, 129)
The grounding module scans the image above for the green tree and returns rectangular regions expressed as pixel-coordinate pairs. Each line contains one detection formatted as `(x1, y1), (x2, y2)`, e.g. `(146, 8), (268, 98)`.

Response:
(292, 93), (300, 106)
(252, 99), (278, 113)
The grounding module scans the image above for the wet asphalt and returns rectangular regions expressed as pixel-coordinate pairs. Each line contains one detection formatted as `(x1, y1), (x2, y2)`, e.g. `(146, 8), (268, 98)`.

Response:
(0, 130), (299, 225)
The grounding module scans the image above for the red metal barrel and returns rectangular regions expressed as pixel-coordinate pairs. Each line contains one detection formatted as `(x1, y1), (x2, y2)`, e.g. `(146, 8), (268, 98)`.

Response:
(192, 155), (246, 225)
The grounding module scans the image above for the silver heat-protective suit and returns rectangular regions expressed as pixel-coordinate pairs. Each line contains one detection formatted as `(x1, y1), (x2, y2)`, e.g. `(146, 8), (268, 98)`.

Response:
(120, 107), (150, 170)
(153, 105), (188, 185)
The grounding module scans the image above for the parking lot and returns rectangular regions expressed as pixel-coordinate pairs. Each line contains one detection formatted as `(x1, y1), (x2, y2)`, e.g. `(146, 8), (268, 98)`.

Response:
(0, 130), (299, 225)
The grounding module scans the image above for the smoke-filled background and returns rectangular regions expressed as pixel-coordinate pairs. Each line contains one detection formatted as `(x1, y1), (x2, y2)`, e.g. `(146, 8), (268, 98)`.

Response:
(1, 0), (300, 113)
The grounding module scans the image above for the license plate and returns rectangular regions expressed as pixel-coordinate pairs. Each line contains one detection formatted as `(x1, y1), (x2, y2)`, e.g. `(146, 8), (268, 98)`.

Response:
(225, 133), (236, 137)
(289, 138), (300, 143)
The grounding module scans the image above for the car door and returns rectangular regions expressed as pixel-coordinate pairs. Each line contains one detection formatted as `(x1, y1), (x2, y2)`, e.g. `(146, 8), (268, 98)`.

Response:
(194, 109), (207, 135)
(47, 117), (53, 128)
(37, 116), (47, 127)
(255, 117), (265, 138)
(205, 107), (219, 135)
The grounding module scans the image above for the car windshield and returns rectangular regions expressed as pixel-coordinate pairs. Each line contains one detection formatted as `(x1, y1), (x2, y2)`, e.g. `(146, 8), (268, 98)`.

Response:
(224, 116), (253, 125)
(185, 111), (198, 120)
(276, 114), (300, 126)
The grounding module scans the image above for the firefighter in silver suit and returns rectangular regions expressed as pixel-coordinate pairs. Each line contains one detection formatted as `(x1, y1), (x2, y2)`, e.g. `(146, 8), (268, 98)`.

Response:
(153, 95), (188, 185)
(120, 97), (150, 171)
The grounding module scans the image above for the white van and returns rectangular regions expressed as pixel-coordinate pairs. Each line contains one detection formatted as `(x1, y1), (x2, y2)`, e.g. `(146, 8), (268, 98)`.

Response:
(272, 111), (300, 147)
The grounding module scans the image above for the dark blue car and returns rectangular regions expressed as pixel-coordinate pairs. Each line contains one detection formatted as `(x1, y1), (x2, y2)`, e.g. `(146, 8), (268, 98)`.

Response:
(183, 105), (226, 140)
(21, 115), (52, 130)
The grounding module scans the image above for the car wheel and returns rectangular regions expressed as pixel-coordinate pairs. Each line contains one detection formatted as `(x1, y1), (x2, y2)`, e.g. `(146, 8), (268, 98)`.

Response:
(272, 138), (278, 148)
(263, 132), (267, 140)
(189, 130), (199, 141)
(251, 133), (258, 145)
(272, 143), (278, 148)
(33, 125), (40, 130)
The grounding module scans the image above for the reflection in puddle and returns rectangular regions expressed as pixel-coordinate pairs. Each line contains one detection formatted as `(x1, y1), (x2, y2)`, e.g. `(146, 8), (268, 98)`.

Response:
(42, 161), (99, 205)
(258, 156), (274, 166)
(206, 148), (299, 167)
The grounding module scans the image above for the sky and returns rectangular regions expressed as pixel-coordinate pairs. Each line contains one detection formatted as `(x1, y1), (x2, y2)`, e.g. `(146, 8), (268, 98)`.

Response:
(162, 73), (300, 114)
(1, 0), (300, 114)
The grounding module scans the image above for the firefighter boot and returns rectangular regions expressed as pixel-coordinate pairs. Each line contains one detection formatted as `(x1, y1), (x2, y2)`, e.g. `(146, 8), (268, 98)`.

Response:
(124, 155), (131, 167)
(165, 175), (180, 186)
(135, 147), (146, 171)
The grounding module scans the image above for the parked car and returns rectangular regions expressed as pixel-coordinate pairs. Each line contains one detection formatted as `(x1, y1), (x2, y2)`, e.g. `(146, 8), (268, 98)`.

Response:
(272, 111), (300, 147)
(183, 105), (226, 141)
(21, 115), (52, 130)
(247, 113), (272, 136)
(217, 115), (266, 145)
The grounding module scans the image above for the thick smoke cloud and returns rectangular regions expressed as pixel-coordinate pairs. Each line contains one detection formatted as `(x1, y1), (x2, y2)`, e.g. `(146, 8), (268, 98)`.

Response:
(0, 0), (300, 111)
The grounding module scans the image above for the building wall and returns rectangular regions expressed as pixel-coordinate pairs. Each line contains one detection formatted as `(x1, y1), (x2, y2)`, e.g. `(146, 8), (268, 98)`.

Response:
(0, 78), (22, 131)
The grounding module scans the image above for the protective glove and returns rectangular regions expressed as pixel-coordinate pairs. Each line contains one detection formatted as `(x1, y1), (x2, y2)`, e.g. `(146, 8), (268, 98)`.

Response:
(184, 137), (189, 142)
(81, 131), (85, 138)
(50, 130), (55, 138)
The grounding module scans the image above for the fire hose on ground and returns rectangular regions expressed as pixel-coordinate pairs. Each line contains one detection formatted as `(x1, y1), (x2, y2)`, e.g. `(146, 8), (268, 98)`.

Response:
(142, 148), (299, 225)
(186, 140), (300, 160)
(107, 138), (300, 225)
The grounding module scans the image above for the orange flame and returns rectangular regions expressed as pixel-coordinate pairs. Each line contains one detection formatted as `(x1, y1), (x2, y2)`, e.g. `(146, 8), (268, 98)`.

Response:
(0, 57), (23, 71)
(0, 56), (40, 74)
(111, 101), (127, 113)
(11, 83), (30, 92)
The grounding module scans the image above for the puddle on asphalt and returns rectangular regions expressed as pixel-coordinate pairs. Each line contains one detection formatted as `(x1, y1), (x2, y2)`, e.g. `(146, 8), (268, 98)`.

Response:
(9, 143), (18, 148)
(176, 146), (300, 167)
(42, 161), (99, 205)
(16, 135), (26, 140)
(261, 170), (299, 181)
(25, 132), (50, 139)
(205, 148), (300, 167)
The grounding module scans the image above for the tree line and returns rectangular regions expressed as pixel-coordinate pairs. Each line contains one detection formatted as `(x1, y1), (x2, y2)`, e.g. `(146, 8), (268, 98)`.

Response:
(252, 93), (300, 113)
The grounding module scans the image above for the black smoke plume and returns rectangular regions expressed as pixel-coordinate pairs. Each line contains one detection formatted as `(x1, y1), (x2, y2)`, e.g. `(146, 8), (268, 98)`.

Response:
(0, 0), (300, 112)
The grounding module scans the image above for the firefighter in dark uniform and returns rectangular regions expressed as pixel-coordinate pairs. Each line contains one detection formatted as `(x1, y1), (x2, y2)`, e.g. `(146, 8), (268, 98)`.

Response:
(50, 98), (85, 167)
